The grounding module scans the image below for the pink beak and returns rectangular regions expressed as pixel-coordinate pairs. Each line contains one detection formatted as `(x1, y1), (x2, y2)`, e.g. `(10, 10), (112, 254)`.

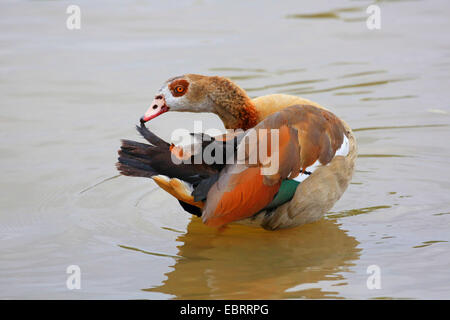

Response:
(140, 95), (170, 124)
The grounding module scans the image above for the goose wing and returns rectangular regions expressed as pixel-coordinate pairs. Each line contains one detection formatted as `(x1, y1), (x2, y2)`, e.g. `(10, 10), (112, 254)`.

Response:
(201, 104), (348, 227)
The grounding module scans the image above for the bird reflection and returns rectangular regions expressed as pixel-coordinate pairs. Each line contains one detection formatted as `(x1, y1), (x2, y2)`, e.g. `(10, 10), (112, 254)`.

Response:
(143, 217), (361, 299)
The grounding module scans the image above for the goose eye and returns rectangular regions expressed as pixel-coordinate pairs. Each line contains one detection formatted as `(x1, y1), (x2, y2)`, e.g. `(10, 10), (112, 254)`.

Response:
(169, 79), (189, 96)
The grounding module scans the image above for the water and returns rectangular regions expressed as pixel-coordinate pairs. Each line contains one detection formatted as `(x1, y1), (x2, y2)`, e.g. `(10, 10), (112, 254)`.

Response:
(1, 0), (449, 299)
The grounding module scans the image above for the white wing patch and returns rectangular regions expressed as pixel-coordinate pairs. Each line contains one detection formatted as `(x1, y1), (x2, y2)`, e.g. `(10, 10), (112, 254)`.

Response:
(335, 134), (349, 157)
(292, 159), (321, 183)
(292, 134), (349, 183)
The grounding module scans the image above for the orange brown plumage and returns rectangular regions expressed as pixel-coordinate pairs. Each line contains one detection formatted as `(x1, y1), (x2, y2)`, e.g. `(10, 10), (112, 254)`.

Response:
(117, 74), (356, 230)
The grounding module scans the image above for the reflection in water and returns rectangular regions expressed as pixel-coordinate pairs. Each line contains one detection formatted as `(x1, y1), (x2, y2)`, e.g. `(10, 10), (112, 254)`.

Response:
(142, 218), (361, 299)
(1, 0), (449, 300)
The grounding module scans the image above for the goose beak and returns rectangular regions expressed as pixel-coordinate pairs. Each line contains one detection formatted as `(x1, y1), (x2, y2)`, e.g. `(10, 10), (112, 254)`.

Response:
(140, 95), (170, 123)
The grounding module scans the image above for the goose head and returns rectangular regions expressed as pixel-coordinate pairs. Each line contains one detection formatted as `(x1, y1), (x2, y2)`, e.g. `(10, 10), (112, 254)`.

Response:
(140, 74), (259, 130)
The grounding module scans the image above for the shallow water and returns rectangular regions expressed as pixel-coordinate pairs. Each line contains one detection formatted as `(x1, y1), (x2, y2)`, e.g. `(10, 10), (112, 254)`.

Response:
(1, 0), (450, 299)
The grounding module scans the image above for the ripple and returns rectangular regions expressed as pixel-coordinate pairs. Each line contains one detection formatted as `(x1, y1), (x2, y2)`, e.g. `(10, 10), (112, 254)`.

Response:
(433, 212), (450, 216)
(288, 78), (414, 95)
(227, 74), (269, 81)
(245, 79), (326, 92)
(358, 154), (408, 158)
(335, 90), (373, 96)
(118, 244), (182, 259)
(287, 12), (340, 19)
(273, 68), (307, 75)
(79, 174), (121, 194)
(353, 124), (450, 132)
(327, 61), (369, 66)
(413, 241), (449, 249)
(339, 70), (387, 78)
(209, 67), (309, 85)
(427, 109), (449, 115)
(161, 226), (185, 234)
(327, 205), (391, 219)
(135, 188), (160, 207)
(286, 6), (364, 21)
(361, 95), (417, 101)
(209, 67), (266, 73)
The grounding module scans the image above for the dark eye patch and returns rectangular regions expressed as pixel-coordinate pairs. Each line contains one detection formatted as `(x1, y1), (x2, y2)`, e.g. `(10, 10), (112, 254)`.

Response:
(169, 79), (189, 97)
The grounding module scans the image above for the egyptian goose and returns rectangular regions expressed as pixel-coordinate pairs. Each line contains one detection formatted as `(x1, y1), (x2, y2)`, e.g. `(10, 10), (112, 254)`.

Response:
(117, 74), (356, 230)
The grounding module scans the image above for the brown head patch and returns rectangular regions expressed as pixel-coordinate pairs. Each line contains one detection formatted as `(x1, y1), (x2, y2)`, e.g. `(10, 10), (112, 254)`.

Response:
(169, 79), (189, 97)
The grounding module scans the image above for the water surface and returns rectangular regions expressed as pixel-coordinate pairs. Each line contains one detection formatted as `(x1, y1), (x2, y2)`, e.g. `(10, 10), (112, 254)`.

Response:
(1, 0), (449, 299)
